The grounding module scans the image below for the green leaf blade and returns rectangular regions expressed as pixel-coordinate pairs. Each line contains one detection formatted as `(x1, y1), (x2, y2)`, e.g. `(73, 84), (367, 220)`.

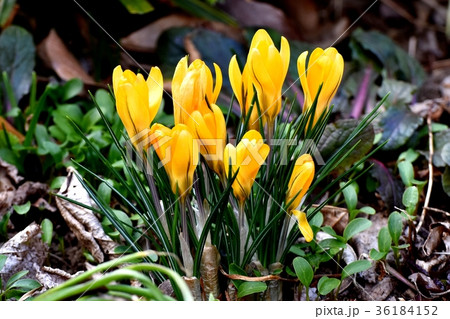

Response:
(293, 257), (313, 287)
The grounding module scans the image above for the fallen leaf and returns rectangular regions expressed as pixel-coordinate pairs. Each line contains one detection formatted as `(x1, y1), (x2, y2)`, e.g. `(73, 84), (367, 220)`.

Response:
(0, 222), (48, 286)
(121, 14), (202, 52)
(0, 159), (23, 217)
(423, 222), (450, 256)
(319, 205), (348, 235)
(37, 29), (95, 85)
(35, 266), (82, 290)
(56, 167), (118, 263)
(409, 273), (447, 298)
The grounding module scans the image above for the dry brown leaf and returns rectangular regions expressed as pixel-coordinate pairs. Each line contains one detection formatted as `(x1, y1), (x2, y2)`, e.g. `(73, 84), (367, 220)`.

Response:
(0, 159), (23, 217)
(423, 221), (450, 256)
(409, 273), (448, 298)
(35, 266), (82, 290)
(0, 222), (48, 286)
(319, 205), (348, 235)
(37, 29), (95, 85)
(56, 167), (118, 263)
(121, 14), (202, 52)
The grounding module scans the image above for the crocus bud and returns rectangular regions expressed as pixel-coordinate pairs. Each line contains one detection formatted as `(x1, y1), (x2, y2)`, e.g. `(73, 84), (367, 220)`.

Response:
(286, 154), (315, 211)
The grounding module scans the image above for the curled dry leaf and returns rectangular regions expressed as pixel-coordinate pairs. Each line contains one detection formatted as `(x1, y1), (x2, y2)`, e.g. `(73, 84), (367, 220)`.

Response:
(409, 273), (449, 298)
(35, 266), (82, 291)
(319, 205), (349, 235)
(37, 29), (95, 85)
(423, 221), (450, 256)
(0, 159), (23, 217)
(56, 167), (118, 263)
(0, 222), (48, 286)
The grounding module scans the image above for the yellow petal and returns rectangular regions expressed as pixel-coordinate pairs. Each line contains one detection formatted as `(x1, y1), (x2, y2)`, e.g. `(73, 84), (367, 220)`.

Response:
(228, 55), (244, 109)
(292, 210), (313, 242)
(212, 63), (223, 104)
(112, 65), (123, 95)
(147, 66), (163, 123)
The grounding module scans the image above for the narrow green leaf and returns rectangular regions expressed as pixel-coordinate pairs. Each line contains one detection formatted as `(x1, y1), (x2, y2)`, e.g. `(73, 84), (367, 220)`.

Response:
(341, 182), (358, 211)
(388, 212), (403, 246)
(398, 149), (419, 163)
(293, 257), (313, 287)
(341, 260), (372, 280)
(13, 201), (31, 215)
(41, 218), (53, 245)
(378, 227), (392, 252)
(6, 270), (29, 289)
(236, 281), (267, 298)
(442, 166), (450, 197)
(402, 186), (419, 208)
(317, 277), (341, 295)
(343, 218), (372, 242)
(8, 278), (41, 291)
(0, 254), (7, 271)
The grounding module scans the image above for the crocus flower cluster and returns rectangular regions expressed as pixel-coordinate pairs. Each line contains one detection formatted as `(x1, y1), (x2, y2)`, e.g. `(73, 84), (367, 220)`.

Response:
(112, 29), (344, 246)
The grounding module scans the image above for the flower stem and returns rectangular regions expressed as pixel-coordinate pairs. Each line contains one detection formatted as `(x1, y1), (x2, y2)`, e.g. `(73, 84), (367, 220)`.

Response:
(265, 119), (274, 179)
(238, 201), (246, 265)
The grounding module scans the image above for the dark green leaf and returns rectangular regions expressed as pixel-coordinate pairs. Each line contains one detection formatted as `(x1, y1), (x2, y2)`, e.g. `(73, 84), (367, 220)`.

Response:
(293, 257), (313, 287)
(318, 119), (374, 174)
(317, 277), (341, 295)
(236, 281), (267, 298)
(289, 245), (306, 257)
(441, 143), (450, 166)
(316, 239), (347, 252)
(378, 227), (392, 252)
(378, 79), (415, 106)
(61, 78), (83, 101)
(388, 212), (403, 246)
(379, 104), (423, 150)
(119, 0), (154, 14)
(98, 181), (112, 205)
(172, 0), (236, 25)
(6, 270), (29, 289)
(402, 186), (418, 209)
(13, 201), (31, 215)
(8, 278), (41, 291)
(369, 249), (387, 260)
(41, 218), (53, 245)
(341, 260), (372, 280)
(442, 166), (450, 197)
(0, 26), (35, 102)
(229, 263), (246, 290)
(343, 218), (372, 242)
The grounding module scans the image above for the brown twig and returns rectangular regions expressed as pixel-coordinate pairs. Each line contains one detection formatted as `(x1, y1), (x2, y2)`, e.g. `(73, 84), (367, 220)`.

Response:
(385, 263), (417, 291)
(219, 267), (341, 282)
(424, 206), (450, 217)
(417, 111), (434, 232)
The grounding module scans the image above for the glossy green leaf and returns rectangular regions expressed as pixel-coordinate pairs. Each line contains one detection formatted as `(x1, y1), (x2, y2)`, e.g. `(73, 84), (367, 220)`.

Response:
(369, 249), (387, 261)
(343, 218), (372, 242)
(8, 278), (41, 291)
(398, 160), (414, 187)
(432, 130), (450, 167)
(41, 218), (53, 245)
(379, 104), (423, 150)
(378, 227), (392, 252)
(341, 260), (372, 280)
(13, 201), (31, 215)
(0, 26), (35, 102)
(358, 206), (376, 215)
(341, 182), (358, 211)
(441, 143), (450, 166)
(236, 281), (267, 298)
(318, 119), (374, 175)
(317, 277), (341, 295)
(6, 270), (29, 289)
(293, 257), (313, 287)
(402, 186), (418, 209)
(388, 212), (403, 246)
(119, 0), (154, 14)
(442, 166), (450, 197)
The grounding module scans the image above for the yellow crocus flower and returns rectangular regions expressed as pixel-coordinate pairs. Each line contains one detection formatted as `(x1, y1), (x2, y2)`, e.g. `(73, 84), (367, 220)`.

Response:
(228, 55), (259, 130)
(172, 56), (222, 125)
(223, 130), (270, 204)
(113, 65), (163, 141)
(297, 47), (344, 127)
(247, 29), (290, 127)
(187, 103), (227, 179)
(150, 123), (199, 199)
(292, 210), (313, 242)
(285, 154), (315, 211)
